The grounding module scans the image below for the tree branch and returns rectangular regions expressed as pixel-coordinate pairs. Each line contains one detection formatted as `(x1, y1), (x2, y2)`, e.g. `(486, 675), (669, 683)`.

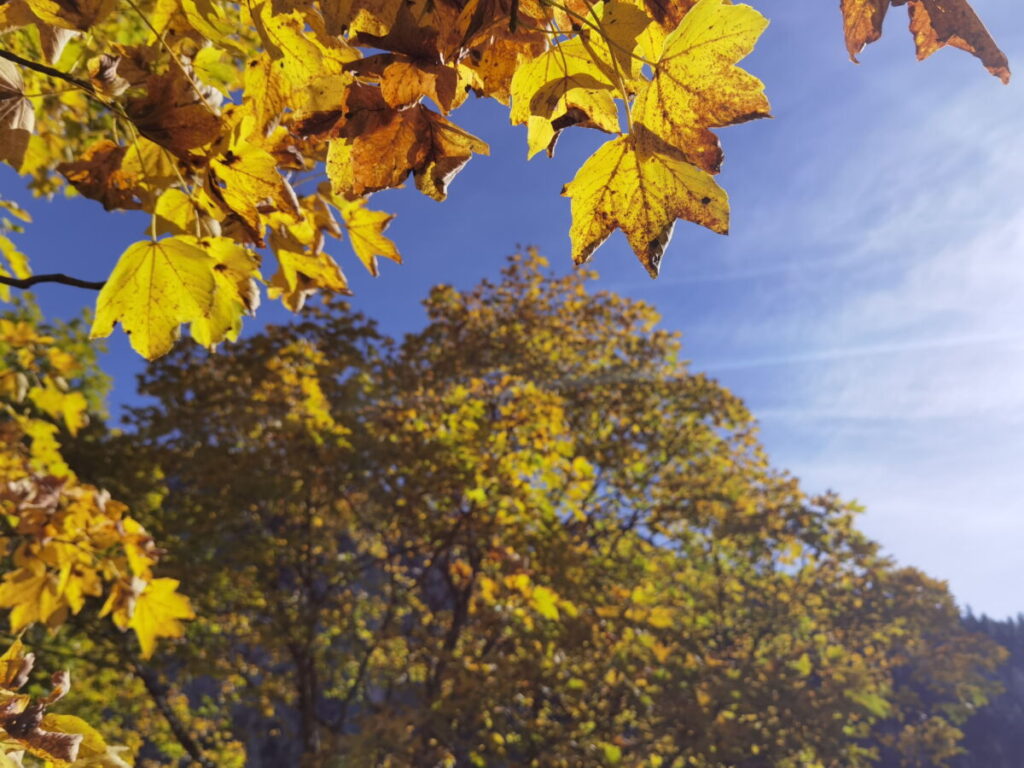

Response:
(0, 49), (96, 94)
(132, 660), (216, 768)
(0, 273), (106, 291)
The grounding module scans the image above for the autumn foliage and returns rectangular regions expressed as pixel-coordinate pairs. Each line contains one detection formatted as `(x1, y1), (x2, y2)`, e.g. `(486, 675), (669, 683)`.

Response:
(0, 0), (1011, 360)
(0, 254), (1002, 766)
(0, 0), (1014, 762)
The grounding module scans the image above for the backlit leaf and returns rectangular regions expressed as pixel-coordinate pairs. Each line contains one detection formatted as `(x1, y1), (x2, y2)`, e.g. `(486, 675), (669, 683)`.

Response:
(562, 134), (728, 276)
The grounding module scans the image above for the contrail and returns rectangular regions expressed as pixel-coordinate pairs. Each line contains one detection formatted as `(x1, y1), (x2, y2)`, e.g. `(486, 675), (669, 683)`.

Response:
(703, 331), (1024, 372)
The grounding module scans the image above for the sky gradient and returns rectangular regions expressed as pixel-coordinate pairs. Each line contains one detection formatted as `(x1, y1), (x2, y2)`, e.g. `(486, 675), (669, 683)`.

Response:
(3, 0), (1022, 616)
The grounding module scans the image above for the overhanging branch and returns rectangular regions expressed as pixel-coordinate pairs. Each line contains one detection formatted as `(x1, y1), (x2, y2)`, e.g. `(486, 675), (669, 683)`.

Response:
(0, 273), (106, 291)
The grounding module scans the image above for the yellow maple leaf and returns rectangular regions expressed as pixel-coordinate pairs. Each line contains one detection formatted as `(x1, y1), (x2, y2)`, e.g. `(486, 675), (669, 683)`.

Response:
(633, 0), (770, 174)
(510, 37), (620, 159)
(27, 379), (88, 436)
(189, 238), (261, 349)
(0, 559), (65, 632)
(561, 134), (727, 276)
(100, 576), (194, 658)
(91, 236), (255, 360)
(129, 578), (195, 659)
(268, 230), (350, 312)
(340, 197), (400, 276)
(25, 0), (114, 30)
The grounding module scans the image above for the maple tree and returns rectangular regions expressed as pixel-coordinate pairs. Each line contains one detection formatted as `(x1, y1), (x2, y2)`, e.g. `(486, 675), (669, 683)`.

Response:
(0, 0), (1010, 360)
(46, 254), (1001, 766)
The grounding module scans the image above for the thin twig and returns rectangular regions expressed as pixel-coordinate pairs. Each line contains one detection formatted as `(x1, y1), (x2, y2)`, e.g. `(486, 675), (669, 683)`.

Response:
(0, 48), (95, 93)
(0, 273), (106, 290)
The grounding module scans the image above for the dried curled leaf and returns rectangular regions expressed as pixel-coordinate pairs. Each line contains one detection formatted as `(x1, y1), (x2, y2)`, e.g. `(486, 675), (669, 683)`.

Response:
(841, 0), (1009, 82)
(904, 0), (1010, 83)
(0, 62), (33, 172)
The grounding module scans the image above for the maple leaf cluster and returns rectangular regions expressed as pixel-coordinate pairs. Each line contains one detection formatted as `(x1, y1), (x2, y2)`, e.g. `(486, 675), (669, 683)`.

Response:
(0, 0), (1009, 360)
(0, 306), (193, 657)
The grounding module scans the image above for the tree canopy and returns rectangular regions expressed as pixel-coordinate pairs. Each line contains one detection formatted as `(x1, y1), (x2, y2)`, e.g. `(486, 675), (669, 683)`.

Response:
(0, 253), (999, 767)
(0, 0), (1011, 359)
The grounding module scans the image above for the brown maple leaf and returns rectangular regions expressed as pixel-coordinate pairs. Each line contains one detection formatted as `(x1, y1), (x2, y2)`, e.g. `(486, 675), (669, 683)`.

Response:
(841, 0), (1009, 82)
(900, 0), (1010, 83)
(326, 84), (488, 201)
(127, 69), (223, 157)
(58, 140), (145, 210)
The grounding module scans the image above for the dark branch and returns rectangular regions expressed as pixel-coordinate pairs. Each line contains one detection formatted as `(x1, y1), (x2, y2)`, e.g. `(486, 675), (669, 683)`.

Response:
(0, 48), (96, 94)
(0, 273), (106, 291)
(133, 660), (216, 768)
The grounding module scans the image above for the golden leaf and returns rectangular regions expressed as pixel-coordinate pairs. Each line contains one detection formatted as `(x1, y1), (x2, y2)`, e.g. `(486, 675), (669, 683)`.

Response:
(268, 229), (350, 311)
(27, 379), (88, 436)
(0, 560), (64, 633)
(189, 237), (261, 348)
(91, 236), (255, 360)
(510, 37), (619, 159)
(327, 86), (488, 201)
(128, 578), (195, 659)
(320, 0), (403, 37)
(24, 0), (114, 30)
(340, 197), (400, 276)
(633, 0), (770, 174)
(561, 134), (728, 276)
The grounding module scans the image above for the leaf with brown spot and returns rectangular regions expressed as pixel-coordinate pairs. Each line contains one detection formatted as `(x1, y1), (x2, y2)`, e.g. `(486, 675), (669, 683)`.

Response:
(561, 134), (728, 276)
(633, 0), (770, 175)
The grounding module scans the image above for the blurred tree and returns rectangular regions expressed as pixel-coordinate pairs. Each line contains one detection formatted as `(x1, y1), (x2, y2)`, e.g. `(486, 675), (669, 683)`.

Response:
(66, 253), (1005, 767)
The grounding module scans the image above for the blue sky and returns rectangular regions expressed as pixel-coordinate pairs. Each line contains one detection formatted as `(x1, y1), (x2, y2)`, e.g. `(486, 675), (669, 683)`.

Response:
(3, 0), (1022, 616)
